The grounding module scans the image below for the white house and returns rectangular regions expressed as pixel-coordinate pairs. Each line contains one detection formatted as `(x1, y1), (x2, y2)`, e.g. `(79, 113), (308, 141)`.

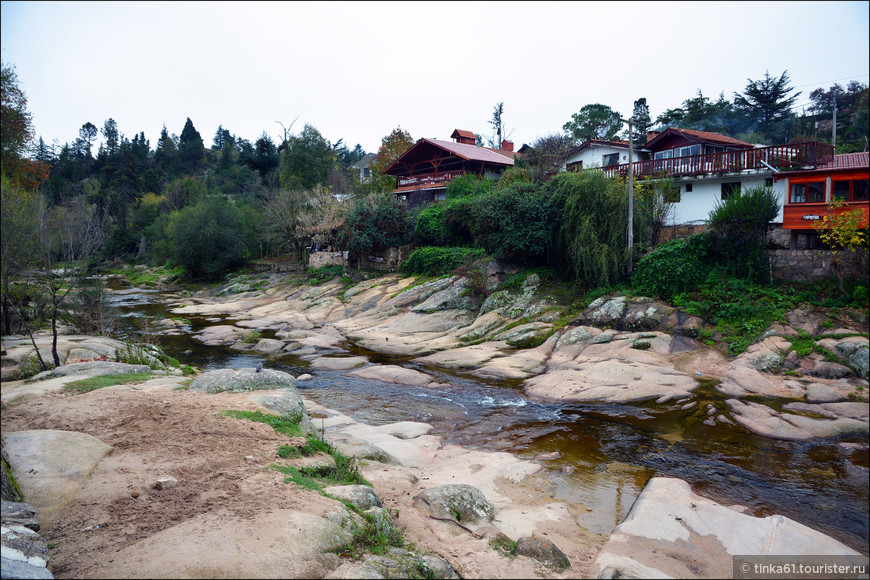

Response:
(581, 128), (834, 230)
(560, 139), (649, 173)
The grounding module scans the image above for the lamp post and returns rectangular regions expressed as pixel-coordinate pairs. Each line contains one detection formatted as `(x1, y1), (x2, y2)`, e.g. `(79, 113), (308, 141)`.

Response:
(621, 117), (637, 275)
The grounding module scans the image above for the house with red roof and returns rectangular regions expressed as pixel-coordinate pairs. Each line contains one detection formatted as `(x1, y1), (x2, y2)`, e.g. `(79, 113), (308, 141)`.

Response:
(773, 152), (869, 249)
(384, 129), (518, 206)
(577, 127), (835, 229)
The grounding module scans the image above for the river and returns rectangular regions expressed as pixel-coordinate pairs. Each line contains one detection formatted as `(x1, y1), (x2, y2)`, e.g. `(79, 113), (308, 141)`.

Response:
(106, 282), (869, 554)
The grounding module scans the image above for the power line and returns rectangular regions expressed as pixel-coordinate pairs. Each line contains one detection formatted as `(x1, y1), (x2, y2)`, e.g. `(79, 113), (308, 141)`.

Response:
(792, 73), (869, 89)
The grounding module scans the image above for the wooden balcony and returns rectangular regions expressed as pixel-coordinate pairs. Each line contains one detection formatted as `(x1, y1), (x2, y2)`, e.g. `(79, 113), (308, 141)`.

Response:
(396, 169), (466, 191)
(599, 141), (834, 180)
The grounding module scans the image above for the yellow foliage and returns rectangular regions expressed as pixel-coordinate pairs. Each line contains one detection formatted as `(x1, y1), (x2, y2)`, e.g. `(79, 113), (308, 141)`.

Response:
(815, 200), (867, 251)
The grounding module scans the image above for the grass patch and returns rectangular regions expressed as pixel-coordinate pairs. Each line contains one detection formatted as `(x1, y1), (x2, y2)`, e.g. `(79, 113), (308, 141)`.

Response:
(307, 265), (344, 285)
(219, 409), (305, 437)
(331, 511), (405, 560)
(242, 331), (261, 344)
(63, 373), (153, 394)
(272, 435), (370, 488)
(489, 534), (517, 558)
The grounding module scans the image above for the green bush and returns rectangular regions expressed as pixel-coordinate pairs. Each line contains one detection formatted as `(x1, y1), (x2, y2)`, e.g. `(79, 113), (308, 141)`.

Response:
(337, 193), (411, 260)
(467, 182), (554, 265)
(399, 246), (485, 276)
(307, 265), (344, 285)
(632, 233), (712, 300)
(169, 196), (252, 277)
(414, 202), (448, 246)
(707, 184), (780, 282)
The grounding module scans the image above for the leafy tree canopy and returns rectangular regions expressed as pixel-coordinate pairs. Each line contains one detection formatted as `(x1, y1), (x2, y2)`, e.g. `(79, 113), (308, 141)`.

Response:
(562, 103), (622, 144)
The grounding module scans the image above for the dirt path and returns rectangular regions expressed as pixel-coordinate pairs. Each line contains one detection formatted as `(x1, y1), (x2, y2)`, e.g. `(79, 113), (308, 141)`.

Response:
(2, 380), (603, 578)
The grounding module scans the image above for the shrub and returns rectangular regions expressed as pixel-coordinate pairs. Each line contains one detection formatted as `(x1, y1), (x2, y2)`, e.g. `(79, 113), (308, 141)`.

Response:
(399, 246), (485, 276)
(632, 233), (712, 300)
(414, 202), (448, 246)
(307, 264), (344, 285)
(467, 182), (554, 265)
(707, 184), (780, 282)
(338, 193), (411, 264)
(169, 195), (252, 277)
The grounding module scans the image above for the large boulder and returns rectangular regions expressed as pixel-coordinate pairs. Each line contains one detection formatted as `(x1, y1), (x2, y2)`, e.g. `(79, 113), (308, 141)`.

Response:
(515, 535), (570, 572)
(248, 388), (317, 436)
(414, 484), (495, 537)
(189, 367), (298, 393)
(323, 485), (382, 510)
(594, 477), (861, 579)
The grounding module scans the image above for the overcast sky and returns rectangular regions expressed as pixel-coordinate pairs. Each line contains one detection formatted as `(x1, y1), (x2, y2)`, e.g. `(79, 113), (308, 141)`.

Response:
(2, 1), (868, 155)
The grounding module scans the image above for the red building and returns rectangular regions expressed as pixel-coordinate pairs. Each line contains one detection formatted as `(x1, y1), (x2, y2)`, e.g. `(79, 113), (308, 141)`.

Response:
(774, 152), (869, 249)
(384, 129), (518, 206)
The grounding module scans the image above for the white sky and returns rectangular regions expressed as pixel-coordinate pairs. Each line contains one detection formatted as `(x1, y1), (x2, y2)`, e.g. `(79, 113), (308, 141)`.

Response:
(2, 1), (869, 155)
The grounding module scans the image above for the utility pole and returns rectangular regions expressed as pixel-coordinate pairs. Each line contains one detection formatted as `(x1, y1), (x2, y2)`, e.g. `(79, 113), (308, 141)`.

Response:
(621, 117), (637, 275)
(831, 93), (838, 152)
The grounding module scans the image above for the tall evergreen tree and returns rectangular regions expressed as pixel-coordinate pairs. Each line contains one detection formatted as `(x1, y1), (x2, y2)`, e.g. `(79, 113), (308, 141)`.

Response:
(631, 98), (651, 145)
(177, 117), (205, 172)
(733, 70), (800, 143)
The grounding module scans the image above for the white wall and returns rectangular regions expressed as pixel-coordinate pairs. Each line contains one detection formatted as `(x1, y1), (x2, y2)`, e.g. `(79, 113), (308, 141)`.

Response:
(560, 144), (644, 171)
(667, 173), (786, 225)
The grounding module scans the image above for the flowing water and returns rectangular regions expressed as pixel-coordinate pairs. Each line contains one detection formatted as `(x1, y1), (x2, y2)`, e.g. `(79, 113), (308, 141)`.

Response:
(106, 282), (869, 554)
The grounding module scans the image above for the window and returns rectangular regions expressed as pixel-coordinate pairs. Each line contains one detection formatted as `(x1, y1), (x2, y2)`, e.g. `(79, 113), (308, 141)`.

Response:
(685, 183), (693, 193)
(764, 177), (773, 187)
(833, 178), (870, 201)
(721, 182), (741, 200)
(674, 144), (702, 158)
(790, 180), (825, 203)
(603, 153), (619, 167)
(833, 180), (850, 201)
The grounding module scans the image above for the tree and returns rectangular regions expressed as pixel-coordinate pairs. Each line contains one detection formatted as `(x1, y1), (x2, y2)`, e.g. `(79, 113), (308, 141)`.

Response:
(707, 184), (780, 281)
(337, 193), (410, 268)
(515, 133), (572, 184)
(0, 60), (34, 175)
(562, 103), (622, 144)
(170, 196), (250, 277)
(101, 118), (120, 156)
(262, 186), (326, 259)
(78, 122), (98, 175)
(631, 98), (652, 145)
(279, 124), (335, 190)
(486, 102), (512, 149)
(0, 174), (40, 334)
(368, 127), (415, 192)
(177, 117), (205, 171)
(733, 70), (800, 143)
(546, 170), (628, 287)
(815, 200), (868, 295)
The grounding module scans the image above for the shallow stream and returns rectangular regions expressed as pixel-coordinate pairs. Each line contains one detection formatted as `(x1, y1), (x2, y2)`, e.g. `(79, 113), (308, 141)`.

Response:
(107, 282), (869, 553)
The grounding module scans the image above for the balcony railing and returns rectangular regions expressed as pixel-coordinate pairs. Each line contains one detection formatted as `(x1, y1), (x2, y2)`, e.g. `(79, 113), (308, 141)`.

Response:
(598, 141), (834, 179)
(397, 169), (466, 190)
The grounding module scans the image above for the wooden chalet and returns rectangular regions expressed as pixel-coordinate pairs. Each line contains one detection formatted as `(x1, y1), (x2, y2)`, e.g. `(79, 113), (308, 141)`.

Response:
(773, 152), (869, 249)
(384, 129), (517, 206)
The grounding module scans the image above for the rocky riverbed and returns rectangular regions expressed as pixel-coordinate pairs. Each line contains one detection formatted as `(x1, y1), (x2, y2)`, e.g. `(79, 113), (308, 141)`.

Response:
(1, 268), (868, 578)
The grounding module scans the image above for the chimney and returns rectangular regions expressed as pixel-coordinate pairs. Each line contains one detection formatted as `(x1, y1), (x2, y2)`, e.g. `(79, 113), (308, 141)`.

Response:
(501, 139), (514, 152)
(450, 129), (476, 145)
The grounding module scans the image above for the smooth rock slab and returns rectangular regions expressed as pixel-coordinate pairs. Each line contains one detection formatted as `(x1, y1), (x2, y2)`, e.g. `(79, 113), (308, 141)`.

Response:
(524, 359), (698, 403)
(189, 368), (297, 393)
(727, 399), (868, 440)
(348, 364), (435, 387)
(1, 430), (112, 521)
(594, 477), (861, 579)
(310, 356), (368, 371)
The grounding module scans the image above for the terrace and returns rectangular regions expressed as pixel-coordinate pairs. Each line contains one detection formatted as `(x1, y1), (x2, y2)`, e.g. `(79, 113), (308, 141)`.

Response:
(598, 141), (834, 180)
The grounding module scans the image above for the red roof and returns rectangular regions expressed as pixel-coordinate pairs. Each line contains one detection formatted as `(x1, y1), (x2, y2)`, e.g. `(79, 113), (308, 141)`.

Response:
(818, 152), (869, 171)
(384, 138), (516, 175)
(646, 127), (754, 149)
(774, 152), (869, 179)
